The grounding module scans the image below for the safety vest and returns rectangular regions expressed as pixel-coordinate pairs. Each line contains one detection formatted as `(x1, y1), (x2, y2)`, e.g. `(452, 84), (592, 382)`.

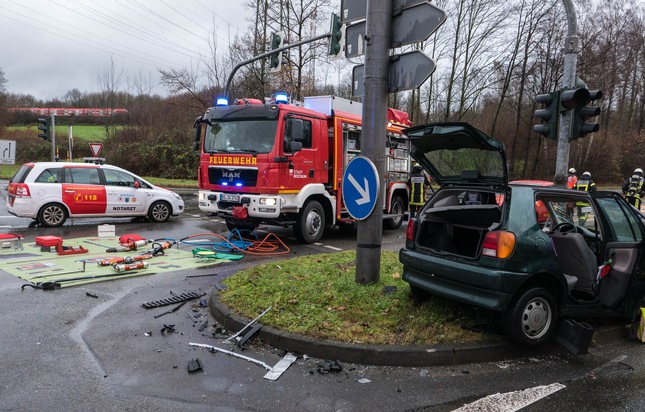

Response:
(408, 173), (428, 206)
(574, 179), (595, 207)
(626, 176), (644, 198)
(567, 175), (577, 189)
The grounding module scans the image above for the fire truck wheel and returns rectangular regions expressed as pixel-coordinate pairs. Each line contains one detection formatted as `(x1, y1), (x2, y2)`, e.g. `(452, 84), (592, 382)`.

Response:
(295, 200), (325, 244)
(384, 195), (405, 230)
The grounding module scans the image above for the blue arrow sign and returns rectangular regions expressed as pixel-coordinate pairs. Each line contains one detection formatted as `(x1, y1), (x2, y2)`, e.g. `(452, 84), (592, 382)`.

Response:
(342, 156), (380, 220)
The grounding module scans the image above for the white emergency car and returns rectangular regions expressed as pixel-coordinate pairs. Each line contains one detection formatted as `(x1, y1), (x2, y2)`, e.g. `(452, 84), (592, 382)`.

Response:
(6, 162), (185, 227)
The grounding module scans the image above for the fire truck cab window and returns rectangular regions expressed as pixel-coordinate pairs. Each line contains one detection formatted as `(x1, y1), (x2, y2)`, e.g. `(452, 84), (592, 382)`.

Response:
(206, 120), (278, 154)
(284, 119), (312, 151)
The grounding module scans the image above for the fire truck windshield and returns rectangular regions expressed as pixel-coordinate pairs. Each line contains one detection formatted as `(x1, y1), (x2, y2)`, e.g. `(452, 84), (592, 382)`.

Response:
(204, 120), (278, 154)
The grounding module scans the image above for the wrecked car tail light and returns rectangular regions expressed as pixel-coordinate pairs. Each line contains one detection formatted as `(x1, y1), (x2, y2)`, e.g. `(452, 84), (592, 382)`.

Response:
(482, 231), (516, 259)
(406, 218), (416, 241)
(405, 218), (416, 249)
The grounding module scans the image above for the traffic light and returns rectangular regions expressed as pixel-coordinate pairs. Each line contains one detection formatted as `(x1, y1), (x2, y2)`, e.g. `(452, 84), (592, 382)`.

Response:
(269, 32), (284, 71)
(37, 117), (51, 141)
(328, 12), (344, 58)
(571, 89), (602, 141)
(532, 91), (560, 140)
(559, 87), (590, 111)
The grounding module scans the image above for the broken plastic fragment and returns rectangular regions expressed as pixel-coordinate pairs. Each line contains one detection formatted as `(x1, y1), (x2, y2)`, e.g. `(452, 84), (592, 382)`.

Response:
(187, 358), (203, 372)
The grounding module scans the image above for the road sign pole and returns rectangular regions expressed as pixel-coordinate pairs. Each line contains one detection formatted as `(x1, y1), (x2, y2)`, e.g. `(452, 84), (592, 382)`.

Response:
(356, 0), (392, 285)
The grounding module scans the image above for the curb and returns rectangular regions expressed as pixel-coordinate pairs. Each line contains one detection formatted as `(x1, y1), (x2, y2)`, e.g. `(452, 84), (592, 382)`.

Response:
(208, 291), (570, 367)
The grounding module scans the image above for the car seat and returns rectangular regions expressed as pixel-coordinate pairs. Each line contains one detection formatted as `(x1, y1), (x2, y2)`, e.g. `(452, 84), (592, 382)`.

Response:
(549, 230), (598, 296)
(464, 191), (482, 205)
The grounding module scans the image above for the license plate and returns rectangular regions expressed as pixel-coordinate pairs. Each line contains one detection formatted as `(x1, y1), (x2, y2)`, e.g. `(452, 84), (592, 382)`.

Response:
(220, 194), (240, 202)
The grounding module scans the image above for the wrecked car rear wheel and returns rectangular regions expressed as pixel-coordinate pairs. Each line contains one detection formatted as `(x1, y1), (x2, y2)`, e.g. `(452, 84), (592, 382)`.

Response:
(502, 287), (558, 346)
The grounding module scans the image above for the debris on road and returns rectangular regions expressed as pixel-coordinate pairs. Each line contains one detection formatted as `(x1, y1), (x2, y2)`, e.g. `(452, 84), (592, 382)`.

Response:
(190, 342), (273, 371)
(237, 324), (261, 348)
(225, 305), (271, 342)
(263, 353), (297, 381)
(187, 358), (203, 373)
(141, 291), (206, 309)
(317, 360), (343, 374)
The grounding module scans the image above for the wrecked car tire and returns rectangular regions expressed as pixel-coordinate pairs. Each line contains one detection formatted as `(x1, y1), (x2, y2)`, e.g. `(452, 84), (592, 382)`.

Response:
(502, 287), (558, 346)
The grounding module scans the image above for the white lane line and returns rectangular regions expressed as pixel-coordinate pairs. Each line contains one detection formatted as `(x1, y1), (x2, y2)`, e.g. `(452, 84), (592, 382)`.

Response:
(452, 382), (566, 412)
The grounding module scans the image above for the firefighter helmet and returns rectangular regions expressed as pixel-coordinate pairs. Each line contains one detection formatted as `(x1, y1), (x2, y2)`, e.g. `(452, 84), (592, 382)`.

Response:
(635, 168), (643, 175)
(413, 164), (423, 172)
(568, 168), (576, 174)
(582, 171), (591, 179)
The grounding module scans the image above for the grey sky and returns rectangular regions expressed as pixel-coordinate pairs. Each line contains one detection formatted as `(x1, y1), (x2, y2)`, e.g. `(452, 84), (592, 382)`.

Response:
(0, 0), (249, 100)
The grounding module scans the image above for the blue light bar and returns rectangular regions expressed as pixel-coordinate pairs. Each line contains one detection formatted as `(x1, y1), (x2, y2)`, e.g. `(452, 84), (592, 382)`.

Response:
(216, 97), (229, 106)
(221, 182), (228, 186)
(275, 93), (288, 104)
(235, 182), (243, 187)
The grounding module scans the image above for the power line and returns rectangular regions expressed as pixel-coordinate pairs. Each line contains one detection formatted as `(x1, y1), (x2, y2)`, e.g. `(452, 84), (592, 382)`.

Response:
(68, 0), (205, 60)
(0, 5), (178, 70)
(168, 0), (234, 45)
(128, 0), (209, 45)
(46, 0), (203, 62)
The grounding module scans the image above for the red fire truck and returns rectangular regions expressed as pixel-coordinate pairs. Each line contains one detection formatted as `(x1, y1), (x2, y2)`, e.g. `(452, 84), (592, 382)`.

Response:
(193, 95), (413, 243)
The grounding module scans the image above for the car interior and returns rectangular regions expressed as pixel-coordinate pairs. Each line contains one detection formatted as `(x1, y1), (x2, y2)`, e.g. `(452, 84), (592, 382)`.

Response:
(538, 194), (636, 307)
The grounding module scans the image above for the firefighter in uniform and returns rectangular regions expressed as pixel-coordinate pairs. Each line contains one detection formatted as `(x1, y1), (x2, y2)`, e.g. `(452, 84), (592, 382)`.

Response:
(567, 168), (578, 189)
(622, 168), (644, 210)
(574, 171), (596, 225)
(565, 167), (577, 218)
(407, 164), (431, 219)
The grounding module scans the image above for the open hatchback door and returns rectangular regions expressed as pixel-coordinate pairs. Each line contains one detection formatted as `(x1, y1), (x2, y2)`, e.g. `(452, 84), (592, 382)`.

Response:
(403, 122), (508, 190)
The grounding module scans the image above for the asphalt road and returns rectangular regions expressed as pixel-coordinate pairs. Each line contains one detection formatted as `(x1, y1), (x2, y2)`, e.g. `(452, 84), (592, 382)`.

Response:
(1, 184), (644, 411)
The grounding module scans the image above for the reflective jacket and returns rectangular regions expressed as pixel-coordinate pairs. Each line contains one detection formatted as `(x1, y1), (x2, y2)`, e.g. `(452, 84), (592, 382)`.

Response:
(622, 175), (644, 199)
(407, 172), (430, 206)
(574, 178), (596, 193)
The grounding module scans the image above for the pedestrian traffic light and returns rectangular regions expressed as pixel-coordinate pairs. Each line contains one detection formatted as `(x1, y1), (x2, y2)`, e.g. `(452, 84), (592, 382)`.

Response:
(571, 89), (602, 141)
(532, 91), (560, 140)
(269, 32), (284, 71)
(328, 12), (344, 58)
(37, 117), (51, 141)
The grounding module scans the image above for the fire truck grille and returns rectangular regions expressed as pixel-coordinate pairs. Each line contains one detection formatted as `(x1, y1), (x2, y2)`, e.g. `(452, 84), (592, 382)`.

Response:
(208, 167), (258, 187)
(217, 201), (240, 209)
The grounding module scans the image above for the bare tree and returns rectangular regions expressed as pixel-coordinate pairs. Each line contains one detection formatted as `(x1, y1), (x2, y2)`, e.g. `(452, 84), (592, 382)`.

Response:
(0, 68), (7, 131)
(97, 57), (125, 138)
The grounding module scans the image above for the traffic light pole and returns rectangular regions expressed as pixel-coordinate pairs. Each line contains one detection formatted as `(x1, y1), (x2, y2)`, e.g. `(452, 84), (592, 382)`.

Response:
(355, 0), (392, 285)
(555, 0), (578, 187)
(223, 33), (330, 100)
(51, 113), (56, 162)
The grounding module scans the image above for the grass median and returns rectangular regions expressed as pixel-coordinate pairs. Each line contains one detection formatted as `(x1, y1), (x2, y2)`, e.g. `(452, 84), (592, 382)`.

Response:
(220, 250), (500, 346)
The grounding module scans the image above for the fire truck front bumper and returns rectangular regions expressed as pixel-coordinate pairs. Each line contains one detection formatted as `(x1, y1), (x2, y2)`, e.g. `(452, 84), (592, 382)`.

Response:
(198, 191), (285, 219)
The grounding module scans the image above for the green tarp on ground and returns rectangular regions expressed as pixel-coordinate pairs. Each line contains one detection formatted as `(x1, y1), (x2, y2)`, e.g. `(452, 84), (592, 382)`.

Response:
(0, 236), (233, 288)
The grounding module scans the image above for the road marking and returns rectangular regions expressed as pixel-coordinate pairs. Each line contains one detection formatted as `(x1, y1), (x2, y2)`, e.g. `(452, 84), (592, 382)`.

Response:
(452, 382), (565, 412)
(314, 242), (343, 251)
